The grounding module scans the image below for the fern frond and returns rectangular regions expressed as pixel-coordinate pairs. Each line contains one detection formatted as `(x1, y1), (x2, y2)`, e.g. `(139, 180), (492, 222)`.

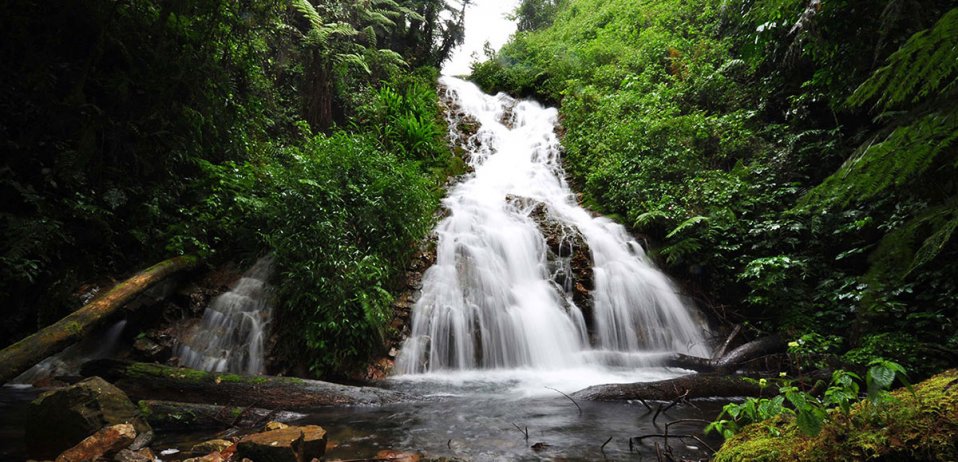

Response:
(292, 0), (324, 32)
(666, 215), (709, 239)
(849, 7), (958, 109)
(802, 109), (958, 208)
(335, 53), (371, 74)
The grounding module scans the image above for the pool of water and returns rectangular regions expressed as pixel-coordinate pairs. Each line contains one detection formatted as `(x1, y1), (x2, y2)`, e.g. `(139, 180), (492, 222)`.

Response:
(1, 369), (726, 461)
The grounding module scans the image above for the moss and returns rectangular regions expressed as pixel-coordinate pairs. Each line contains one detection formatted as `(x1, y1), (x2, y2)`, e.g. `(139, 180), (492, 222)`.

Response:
(128, 362), (209, 382)
(137, 400), (152, 417)
(714, 369), (958, 462)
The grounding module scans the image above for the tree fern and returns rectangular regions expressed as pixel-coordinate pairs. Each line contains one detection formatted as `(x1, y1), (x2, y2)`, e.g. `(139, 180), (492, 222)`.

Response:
(849, 7), (958, 109)
(801, 7), (958, 208)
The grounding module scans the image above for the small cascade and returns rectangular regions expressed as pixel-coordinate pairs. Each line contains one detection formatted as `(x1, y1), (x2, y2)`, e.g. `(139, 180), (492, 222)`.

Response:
(12, 320), (127, 385)
(396, 77), (709, 374)
(175, 256), (274, 375)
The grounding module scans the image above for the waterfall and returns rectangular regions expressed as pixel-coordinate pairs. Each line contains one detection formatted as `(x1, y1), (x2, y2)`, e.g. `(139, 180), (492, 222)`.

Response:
(12, 320), (127, 385)
(175, 256), (273, 375)
(396, 77), (709, 374)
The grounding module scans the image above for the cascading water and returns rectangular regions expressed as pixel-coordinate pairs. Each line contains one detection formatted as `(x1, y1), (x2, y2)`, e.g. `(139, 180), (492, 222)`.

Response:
(396, 77), (709, 375)
(175, 256), (273, 375)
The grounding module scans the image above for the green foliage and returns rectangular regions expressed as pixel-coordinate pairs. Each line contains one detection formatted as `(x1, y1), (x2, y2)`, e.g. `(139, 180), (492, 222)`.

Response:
(713, 369), (958, 462)
(260, 133), (436, 375)
(708, 360), (908, 439)
(471, 0), (958, 376)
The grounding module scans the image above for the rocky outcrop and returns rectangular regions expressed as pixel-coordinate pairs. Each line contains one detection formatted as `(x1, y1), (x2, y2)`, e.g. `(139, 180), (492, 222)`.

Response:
(508, 195), (596, 334)
(55, 423), (136, 462)
(364, 244), (436, 380)
(26, 376), (152, 459)
(236, 425), (327, 462)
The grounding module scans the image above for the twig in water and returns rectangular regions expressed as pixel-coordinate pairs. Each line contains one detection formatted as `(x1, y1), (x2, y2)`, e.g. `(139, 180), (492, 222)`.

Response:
(600, 436), (613, 453)
(512, 423), (529, 440)
(447, 439), (452, 449)
(637, 398), (653, 413)
(652, 389), (690, 425)
(545, 386), (582, 416)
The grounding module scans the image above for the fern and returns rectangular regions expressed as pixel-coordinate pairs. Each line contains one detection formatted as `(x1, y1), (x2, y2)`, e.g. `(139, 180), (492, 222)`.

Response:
(849, 7), (958, 109)
(801, 8), (958, 209)
(666, 215), (709, 239)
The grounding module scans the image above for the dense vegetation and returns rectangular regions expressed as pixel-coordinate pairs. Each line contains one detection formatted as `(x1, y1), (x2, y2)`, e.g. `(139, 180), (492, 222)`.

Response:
(474, 0), (958, 378)
(0, 0), (464, 376)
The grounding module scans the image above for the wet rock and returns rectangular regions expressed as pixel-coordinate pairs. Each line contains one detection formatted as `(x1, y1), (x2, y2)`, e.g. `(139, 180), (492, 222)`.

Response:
(236, 425), (327, 462)
(132, 336), (170, 362)
(507, 195), (596, 332)
(264, 421), (289, 432)
(192, 439), (234, 454)
(375, 449), (422, 461)
(114, 448), (155, 462)
(55, 423), (135, 462)
(183, 453), (225, 462)
(26, 376), (152, 459)
(531, 442), (550, 452)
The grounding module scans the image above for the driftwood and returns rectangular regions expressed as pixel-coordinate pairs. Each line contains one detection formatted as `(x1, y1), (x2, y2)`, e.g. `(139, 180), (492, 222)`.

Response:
(0, 256), (199, 384)
(81, 359), (404, 410)
(571, 373), (764, 401)
(661, 334), (786, 373)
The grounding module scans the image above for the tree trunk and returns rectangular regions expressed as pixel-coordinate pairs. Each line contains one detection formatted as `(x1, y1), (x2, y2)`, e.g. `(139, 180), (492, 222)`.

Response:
(0, 256), (199, 384)
(571, 373), (765, 401)
(81, 359), (405, 410)
(659, 334), (787, 373)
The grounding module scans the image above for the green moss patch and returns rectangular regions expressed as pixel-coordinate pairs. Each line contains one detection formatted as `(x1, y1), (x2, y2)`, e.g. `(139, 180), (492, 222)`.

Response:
(715, 369), (958, 461)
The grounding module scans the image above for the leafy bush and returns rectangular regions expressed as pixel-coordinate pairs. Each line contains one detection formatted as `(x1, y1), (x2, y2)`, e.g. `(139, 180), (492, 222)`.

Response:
(231, 132), (437, 376)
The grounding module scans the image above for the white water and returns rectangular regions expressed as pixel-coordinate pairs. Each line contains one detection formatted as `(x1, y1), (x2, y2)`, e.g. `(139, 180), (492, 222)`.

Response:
(396, 77), (709, 383)
(12, 320), (127, 385)
(175, 256), (273, 375)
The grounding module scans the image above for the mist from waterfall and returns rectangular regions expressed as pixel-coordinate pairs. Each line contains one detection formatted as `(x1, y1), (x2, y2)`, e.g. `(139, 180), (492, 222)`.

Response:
(396, 77), (709, 376)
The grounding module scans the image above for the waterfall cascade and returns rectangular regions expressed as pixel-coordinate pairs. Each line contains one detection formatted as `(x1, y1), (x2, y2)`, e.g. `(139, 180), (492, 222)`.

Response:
(175, 256), (273, 375)
(396, 77), (709, 374)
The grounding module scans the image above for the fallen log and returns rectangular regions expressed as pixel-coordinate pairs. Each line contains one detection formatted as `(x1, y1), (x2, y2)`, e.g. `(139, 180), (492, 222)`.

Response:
(0, 256), (199, 384)
(571, 373), (764, 401)
(81, 359), (405, 410)
(660, 334), (787, 373)
(138, 400), (305, 431)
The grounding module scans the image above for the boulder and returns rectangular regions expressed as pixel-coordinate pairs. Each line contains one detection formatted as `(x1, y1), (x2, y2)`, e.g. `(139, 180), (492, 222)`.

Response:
(114, 448), (155, 462)
(26, 376), (152, 459)
(264, 421), (289, 432)
(191, 439), (234, 454)
(236, 425), (327, 462)
(55, 423), (135, 462)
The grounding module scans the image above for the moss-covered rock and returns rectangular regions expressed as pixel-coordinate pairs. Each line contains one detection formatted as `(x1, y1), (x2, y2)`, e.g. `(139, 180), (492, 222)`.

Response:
(25, 376), (151, 459)
(714, 369), (958, 461)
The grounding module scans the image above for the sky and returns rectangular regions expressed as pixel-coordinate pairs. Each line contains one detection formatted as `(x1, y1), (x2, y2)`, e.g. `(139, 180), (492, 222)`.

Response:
(442, 0), (522, 76)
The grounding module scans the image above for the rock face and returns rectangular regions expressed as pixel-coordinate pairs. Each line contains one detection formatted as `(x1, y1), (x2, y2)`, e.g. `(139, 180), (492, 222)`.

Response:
(364, 243), (437, 380)
(509, 195), (596, 335)
(236, 425), (327, 462)
(55, 423), (135, 462)
(26, 376), (152, 459)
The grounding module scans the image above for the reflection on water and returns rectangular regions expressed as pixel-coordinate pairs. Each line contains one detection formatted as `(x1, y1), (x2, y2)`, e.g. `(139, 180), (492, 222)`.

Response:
(0, 370), (724, 461)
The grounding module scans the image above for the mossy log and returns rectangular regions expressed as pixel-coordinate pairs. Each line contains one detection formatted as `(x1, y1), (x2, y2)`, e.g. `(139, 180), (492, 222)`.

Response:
(0, 256), (199, 384)
(137, 400), (304, 431)
(571, 373), (765, 401)
(81, 359), (405, 410)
